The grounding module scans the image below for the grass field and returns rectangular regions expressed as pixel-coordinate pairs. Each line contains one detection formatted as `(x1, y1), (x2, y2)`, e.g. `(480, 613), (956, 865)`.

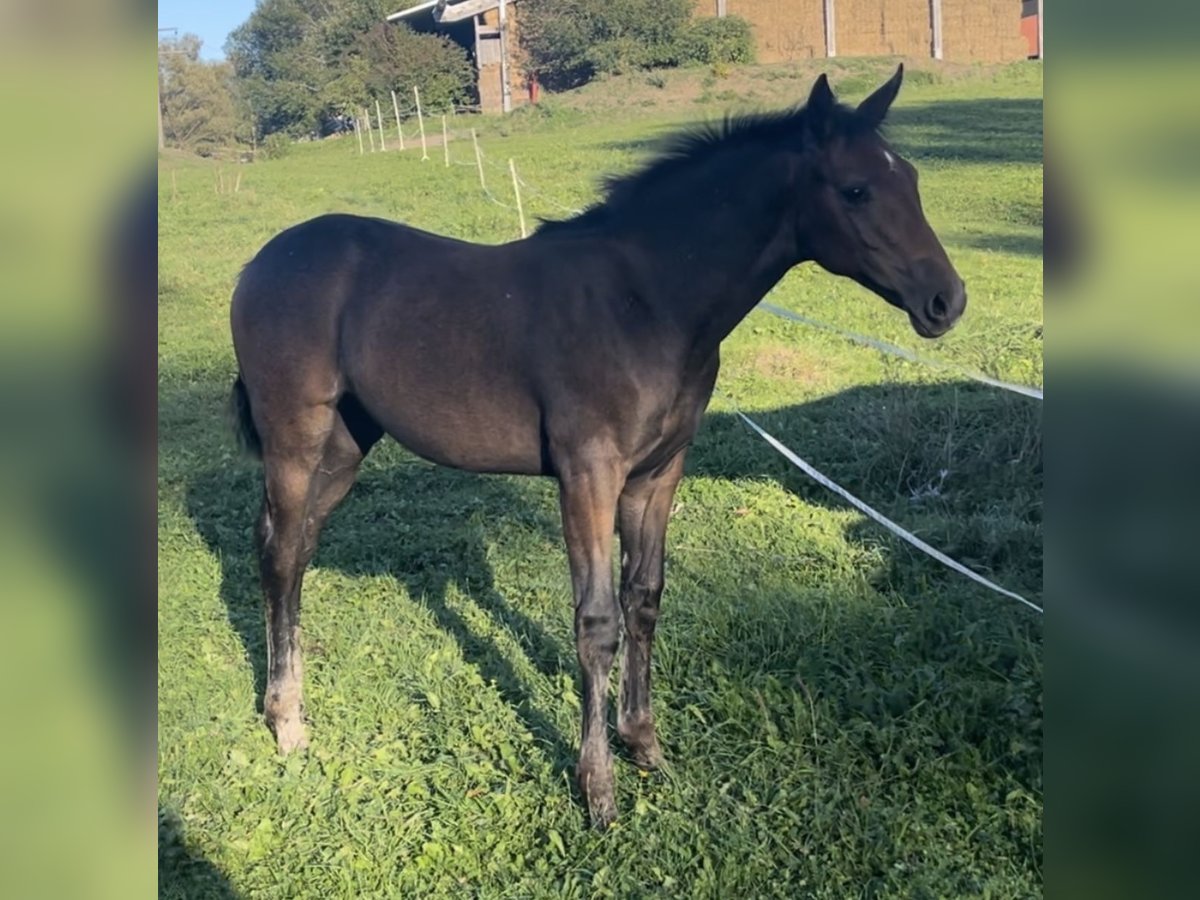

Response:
(158, 59), (1043, 898)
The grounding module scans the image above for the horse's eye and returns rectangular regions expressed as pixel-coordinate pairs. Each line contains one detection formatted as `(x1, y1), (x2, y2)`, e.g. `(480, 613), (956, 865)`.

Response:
(841, 186), (869, 205)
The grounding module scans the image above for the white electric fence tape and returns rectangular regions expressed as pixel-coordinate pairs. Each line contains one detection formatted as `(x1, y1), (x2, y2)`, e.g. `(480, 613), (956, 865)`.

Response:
(757, 302), (1043, 400)
(730, 405), (1043, 615)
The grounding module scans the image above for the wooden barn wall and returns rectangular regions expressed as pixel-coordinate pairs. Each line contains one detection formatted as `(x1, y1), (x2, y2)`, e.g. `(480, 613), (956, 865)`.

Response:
(696, 0), (1028, 65)
(479, 4), (529, 113)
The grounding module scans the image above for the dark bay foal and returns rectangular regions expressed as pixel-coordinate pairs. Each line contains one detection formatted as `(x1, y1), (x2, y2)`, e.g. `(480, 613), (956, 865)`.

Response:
(229, 67), (965, 827)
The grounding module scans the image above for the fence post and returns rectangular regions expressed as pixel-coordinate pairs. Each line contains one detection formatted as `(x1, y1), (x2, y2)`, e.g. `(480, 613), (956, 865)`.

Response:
(442, 114), (450, 167)
(391, 90), (405, 150)
(365, 108), (376, 152)
(355, 114), (364, 155)
(823, 0), (837, 58)
(376, 98), (387, 151)
(414, 86), (429, 161)
(509, 158), (527, 239)
(472, 128), (485, 190)
(930, 0), (943, 60)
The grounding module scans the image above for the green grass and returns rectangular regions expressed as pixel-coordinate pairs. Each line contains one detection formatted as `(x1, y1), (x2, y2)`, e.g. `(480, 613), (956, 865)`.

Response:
(159, 60), (1043, 898)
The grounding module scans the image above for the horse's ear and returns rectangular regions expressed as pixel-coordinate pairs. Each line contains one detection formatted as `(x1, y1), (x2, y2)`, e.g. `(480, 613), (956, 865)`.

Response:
(856, 64), (904, 129)
(805, 73), (836, 142)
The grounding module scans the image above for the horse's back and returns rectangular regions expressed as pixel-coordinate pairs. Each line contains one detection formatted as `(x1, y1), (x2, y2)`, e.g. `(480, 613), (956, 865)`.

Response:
(230, 213), (551, 473)
(232, 213), (458, 328)
(231, 214), (457, 384)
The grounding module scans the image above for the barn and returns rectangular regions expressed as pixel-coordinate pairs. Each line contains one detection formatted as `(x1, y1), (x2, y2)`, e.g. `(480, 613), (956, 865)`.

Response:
(697, 1), (1034, 65)
(1020, 0), (1044, 59)
(387, 0), (530, 115)
(388, 1), (1041, 116)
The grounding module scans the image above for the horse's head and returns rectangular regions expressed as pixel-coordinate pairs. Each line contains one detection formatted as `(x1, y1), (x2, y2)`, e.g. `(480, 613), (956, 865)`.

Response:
(798, 66), (965, 339)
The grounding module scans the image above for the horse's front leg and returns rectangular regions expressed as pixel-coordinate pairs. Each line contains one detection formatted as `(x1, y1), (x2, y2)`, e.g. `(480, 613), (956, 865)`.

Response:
(558, 458), (625, 828)
(616, 450), (685, 770)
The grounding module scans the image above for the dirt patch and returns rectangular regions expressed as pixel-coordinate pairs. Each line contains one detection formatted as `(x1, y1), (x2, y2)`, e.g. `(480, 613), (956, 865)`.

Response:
(751, 343), (825, 385)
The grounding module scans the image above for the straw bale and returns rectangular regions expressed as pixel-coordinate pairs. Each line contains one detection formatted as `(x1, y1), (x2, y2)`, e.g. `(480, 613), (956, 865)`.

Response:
(941, 0), (1027, 62)
(724, 0), (829, 63)
(694, 1), (1028, 64)
(836, 0), (931, 57)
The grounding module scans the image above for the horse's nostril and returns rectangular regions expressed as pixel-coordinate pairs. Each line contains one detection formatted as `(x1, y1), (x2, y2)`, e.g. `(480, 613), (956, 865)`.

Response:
(929, 293), (949, 321)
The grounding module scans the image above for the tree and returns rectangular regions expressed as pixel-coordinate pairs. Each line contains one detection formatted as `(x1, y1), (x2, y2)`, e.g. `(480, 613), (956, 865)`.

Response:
(353, 23), (476, 112)
(225, 0), (328, 138)
(158, 35), (246, 156)
(226, 0), (474, 138)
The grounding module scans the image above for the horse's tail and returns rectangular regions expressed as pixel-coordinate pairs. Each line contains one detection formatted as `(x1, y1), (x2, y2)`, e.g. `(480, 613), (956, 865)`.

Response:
(229, 375), (262, 460)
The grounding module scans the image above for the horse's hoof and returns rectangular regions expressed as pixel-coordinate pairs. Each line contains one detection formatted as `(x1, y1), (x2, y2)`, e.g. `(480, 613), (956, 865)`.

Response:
(588, 798), (618, 830)
(618, 716), (664, 770)
(579, 764), (617, 829)
(631, 741), (665, 772)
(272, 718), (309, 754)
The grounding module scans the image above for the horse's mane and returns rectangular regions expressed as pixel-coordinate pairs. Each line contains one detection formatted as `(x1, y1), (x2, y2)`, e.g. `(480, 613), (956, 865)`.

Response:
(536, 101), (870, 235)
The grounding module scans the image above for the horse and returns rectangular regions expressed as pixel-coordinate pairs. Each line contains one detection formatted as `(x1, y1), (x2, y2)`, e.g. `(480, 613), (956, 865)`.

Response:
(228, 66), (965, 828)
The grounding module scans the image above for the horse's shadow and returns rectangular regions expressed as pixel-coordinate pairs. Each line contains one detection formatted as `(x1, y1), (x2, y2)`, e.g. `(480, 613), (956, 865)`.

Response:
(186, 456), (579, 771)
(159, 806), (240, 899)
(185, 379), (1040, 775)
(690, 380), (1042, 601)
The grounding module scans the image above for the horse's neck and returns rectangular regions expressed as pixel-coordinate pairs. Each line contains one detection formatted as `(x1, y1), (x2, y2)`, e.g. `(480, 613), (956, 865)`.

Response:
(621, 169), (801, 355)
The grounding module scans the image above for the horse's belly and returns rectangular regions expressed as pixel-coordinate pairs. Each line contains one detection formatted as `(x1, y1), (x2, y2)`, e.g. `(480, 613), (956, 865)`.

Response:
(360, 388), (547, 476)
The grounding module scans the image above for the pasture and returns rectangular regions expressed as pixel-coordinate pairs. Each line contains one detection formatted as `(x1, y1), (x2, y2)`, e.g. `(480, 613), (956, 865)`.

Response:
(159, 59), (1043, 898)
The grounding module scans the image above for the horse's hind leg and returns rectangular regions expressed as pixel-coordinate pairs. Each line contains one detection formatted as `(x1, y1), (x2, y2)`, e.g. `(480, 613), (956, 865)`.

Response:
(258, 398), (380, 753)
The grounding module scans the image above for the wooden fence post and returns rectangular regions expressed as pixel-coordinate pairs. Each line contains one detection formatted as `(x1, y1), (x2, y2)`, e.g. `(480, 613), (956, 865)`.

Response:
(414, 86), (428, 161)
(472, 128), (485, 190)
(391, 90), (405, 150)
(376, 98), (387, 151)
(930, 0), (943, 60)
(509, 158), (526, 238)
(823, 0), (837, 58)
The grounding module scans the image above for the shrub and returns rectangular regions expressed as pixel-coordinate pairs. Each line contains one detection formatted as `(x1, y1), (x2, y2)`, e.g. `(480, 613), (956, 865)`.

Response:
(522, 3), (754, 88)
(677, 16), (755, 67)
(354, 23), (475, 116)
(261, 132), (291, 160)
(521, 0), (693, 88)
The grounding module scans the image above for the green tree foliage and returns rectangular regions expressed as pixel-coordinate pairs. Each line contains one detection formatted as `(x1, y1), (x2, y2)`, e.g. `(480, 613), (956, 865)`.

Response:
(521, 0), (755, 88)
(349, 23), (475, 113)
(159, 34), (249, 156)
(676, 15), (755, 66)
(521, 0), (692, 87)
(226, 0), (475, 139)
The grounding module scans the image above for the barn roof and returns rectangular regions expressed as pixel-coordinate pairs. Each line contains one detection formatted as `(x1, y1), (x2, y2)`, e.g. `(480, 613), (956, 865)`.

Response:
(385, 1), (438, 22)
(386, 0), (512, 25)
